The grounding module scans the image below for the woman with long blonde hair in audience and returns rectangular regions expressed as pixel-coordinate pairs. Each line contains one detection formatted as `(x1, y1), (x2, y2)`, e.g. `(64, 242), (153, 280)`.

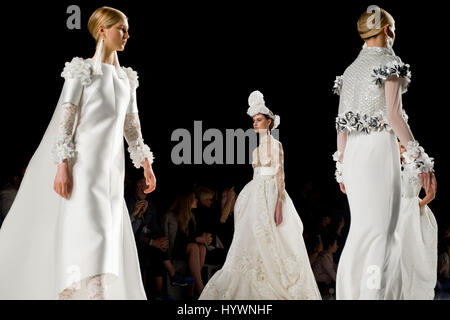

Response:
(164, 190), (212, 298)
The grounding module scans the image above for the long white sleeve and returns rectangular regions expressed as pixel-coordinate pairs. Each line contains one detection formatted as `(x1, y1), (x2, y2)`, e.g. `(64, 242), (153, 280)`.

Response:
(122, 67), (154, 168)
(52, 102), (78, 164)
(273, 141), (286, 202)
(51, 58), (89, 164)
(337, 131), (347, 162)
(385, 76), (434, 174)
(123, 112), (154, 168)
(385, 77), (414, 147)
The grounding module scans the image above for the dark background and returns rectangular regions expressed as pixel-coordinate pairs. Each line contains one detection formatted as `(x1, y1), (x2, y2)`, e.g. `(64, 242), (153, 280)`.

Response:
(1, 1), (448, 229)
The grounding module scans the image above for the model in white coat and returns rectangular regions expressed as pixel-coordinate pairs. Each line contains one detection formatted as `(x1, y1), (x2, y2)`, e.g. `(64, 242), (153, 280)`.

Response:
(0, 6), (156, 299)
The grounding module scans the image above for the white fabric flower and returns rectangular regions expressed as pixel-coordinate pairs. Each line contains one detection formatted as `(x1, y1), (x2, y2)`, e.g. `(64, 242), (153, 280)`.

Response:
(51, 139), (77, 164)
(61, 57), (93, 86)
(332, 151), (341, 162)
(122, 66), (139, 91)
(332, 75), (343, 95)
(335, 162), (344, 183)
(403, 140), (434, 174)
(332, 151), (344, 183)
(371, 59), (411, 89)
(273, 115), (280, 129)
(128, 138), (154, 168)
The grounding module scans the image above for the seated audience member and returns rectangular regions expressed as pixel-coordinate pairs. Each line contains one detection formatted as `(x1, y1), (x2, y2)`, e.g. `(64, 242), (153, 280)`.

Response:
(305, 234), (323, 265)
(312, 235), (338, 298)
(163, 190), (212, 298)
(193, 186), (236, 265)
(126, 177), (193, 299)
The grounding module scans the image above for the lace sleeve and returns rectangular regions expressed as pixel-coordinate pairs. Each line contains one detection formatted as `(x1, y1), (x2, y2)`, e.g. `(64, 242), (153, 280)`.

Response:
(51, 103), (78, 164)
(273, 140), (286, 202)
(51, 57), (91, 165)
(124, 112), (154, 168)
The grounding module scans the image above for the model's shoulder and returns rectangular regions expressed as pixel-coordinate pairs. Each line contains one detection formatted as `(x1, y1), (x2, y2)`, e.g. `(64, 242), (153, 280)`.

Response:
(371, 54), (411, 87)
(270, 136), (283, 148)
(60, 57), (93, 86)
(121, 65), (139, 90)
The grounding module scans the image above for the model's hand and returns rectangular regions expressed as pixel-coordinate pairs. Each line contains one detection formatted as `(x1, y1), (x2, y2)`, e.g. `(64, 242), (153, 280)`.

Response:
(53, 160), (73, 199)
(142, 158), (156, 194)
(274, 199), (283, 226)
(419, 172), (433, 193)
(339, 183), (347, 194)
(431, 173), (437, 194)
(419, 173), (437, 207)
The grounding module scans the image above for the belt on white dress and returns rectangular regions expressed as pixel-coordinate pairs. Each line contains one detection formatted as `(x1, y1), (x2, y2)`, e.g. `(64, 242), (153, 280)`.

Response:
(253, 167), (277, 180)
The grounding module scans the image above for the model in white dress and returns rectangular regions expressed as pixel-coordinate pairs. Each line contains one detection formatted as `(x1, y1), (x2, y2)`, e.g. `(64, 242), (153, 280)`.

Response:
(332, 35), (435, 298)
(0, 36), (153, 299)
(199, 91), (321, 300)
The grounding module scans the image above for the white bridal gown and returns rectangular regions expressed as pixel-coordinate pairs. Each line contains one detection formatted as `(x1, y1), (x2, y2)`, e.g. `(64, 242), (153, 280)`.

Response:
(0, 54), (153, 299)
(385, 165), (437, 299)
(333, 43), (434, 299)
(199, 134), (321, 300)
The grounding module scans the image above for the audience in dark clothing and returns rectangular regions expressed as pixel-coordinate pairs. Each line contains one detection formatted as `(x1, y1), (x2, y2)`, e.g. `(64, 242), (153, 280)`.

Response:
(193, 186), (236, 265)
(163, 190), (211, 298)
(126, 177), (193, 299)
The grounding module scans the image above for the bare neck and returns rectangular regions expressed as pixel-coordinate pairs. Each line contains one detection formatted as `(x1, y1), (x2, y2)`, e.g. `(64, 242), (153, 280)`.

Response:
(365, 36), (386, 48)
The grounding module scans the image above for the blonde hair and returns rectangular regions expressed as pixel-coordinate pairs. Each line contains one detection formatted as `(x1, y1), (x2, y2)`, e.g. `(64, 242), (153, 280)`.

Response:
(168, 191), (196, 234)
(195, 186), (215, 202)
(357, 8), (394, 39)
(87, 6), (127, 41)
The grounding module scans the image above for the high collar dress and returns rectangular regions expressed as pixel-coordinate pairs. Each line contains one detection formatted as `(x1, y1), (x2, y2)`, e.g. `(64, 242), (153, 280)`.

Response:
(0, 57), (153, 299)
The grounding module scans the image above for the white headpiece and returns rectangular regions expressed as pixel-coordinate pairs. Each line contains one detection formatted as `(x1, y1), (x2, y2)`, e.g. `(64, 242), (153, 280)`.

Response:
(247, 90), (280, 129)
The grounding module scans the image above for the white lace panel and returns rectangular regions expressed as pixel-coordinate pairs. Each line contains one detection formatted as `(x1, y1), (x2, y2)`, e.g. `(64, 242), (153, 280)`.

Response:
(253, 135), (286, 201)
(274, 141), (286, 201)
(123, 112), (154, 168)
(51, 102), (78, 164)
(57, 274), (106, 300)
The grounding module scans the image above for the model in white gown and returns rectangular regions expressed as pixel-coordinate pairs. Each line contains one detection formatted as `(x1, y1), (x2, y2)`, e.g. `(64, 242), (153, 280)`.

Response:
(199, 91), (321, 300)
(332, 37), (435, 299)
(0, 38), (153, 299)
